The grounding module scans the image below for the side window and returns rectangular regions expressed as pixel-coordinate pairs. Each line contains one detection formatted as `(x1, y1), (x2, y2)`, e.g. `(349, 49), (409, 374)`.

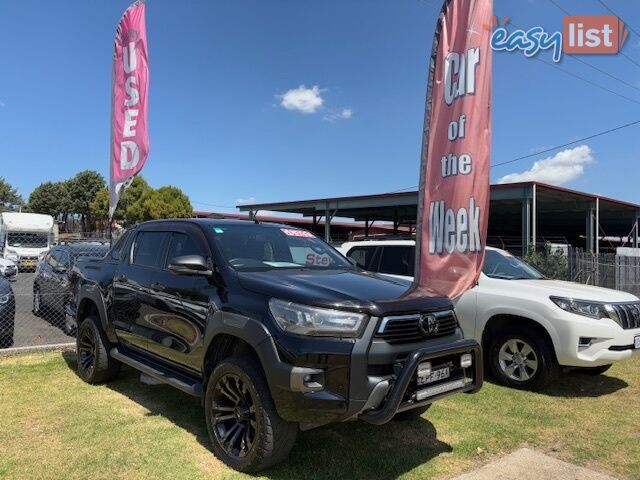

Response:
(47, 250), (59, 267)
(165, 233), (204, 267)
(346, 246), (379, 270)
(133, 232), (170, 268)
(378, 246), (415, 276)
(111, 231), (131, 261)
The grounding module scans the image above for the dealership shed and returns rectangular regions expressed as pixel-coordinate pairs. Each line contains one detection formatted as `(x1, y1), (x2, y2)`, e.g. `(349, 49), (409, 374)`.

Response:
(237, 181), (640, 254)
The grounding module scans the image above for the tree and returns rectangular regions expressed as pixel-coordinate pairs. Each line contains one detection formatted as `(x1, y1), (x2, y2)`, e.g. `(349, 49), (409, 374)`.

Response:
(524, 243), (569, 280)
(0, 177), (24, 211)
(141, 186), (193, 220)
(28, 181), (70, 218)
(67, 170), (106, 231)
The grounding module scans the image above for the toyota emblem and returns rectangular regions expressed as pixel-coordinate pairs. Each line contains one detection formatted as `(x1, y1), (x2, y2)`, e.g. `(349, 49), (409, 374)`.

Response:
(418, 314), (438, 337)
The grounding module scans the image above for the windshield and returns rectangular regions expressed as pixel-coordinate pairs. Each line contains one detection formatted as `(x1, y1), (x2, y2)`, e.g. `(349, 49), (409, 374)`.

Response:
(7, 232), (48, 248)
(483, 249), (543, 280)
(210, 224), (352, 271)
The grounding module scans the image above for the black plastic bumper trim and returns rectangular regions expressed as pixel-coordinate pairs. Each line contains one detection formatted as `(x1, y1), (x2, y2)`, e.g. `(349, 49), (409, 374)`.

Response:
(359, 339), (482, 425)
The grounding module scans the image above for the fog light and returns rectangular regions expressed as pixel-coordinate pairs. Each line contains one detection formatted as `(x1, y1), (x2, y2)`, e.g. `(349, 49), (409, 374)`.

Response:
(578, 337), (592, 347)
(417, 362), (432, 378)
(460, 353), (473, 368)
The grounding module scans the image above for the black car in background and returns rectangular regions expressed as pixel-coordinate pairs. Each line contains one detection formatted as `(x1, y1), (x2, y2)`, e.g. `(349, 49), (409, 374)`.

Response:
(0, 276), (16, 348)
(33, 242), (109, 335)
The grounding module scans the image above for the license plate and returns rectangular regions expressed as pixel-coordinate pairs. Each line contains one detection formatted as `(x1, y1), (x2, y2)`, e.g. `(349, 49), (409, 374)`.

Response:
(635, 335), (640, 350)
(22, 261), (35, 267)
(417, 366), (450, 386)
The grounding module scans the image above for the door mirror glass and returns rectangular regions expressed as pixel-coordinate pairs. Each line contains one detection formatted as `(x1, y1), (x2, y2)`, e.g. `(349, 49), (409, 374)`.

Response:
(168, 255), (212, 276)
(53, 266), (67, 274)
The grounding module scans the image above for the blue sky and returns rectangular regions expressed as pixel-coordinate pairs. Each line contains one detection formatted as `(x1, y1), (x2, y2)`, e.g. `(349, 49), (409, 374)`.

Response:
(1, 0), (639, 214)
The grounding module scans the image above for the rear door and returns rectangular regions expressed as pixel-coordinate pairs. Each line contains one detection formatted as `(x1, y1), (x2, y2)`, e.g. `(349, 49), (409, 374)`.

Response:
(112, 230), (170, 351)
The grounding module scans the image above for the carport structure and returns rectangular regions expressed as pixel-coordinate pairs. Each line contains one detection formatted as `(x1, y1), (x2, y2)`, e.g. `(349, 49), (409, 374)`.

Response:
(238, 181), (640, 253)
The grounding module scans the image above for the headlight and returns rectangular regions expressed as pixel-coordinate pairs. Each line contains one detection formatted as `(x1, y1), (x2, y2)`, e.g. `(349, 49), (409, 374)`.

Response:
(0, 294), (10, 304)
(550, 296), (612, 320)
(268, 298), (366, 337)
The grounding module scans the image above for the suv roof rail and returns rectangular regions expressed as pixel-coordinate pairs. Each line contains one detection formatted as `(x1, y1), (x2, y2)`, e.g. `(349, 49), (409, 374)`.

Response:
(350, 234), (416, 241)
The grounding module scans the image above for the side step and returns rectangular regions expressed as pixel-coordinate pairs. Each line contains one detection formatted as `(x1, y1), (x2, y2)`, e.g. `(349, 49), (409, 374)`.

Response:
(110, 348), (203, 397)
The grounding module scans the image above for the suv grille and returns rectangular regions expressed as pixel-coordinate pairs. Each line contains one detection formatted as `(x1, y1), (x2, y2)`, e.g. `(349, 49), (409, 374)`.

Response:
(375, 310), (458, 344)
(611, 303), (640, 329)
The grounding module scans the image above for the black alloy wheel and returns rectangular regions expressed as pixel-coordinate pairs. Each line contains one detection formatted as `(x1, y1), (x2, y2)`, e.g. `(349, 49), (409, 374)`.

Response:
(77, 324), (97, 378)
(211, 374), (257, 458)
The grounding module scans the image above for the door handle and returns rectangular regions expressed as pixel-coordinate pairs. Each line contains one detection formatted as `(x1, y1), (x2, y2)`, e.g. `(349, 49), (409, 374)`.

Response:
(151, 282), (166, 292)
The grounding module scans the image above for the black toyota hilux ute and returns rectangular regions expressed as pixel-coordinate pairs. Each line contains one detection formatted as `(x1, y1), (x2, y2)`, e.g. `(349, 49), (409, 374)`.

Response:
(71, 219), (482, 472)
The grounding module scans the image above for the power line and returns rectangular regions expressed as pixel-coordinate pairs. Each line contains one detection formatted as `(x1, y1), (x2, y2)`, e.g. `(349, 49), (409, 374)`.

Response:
(596, 0), (640, 37)
(533, 57), (640, 105)
(386, 119), (640, 193)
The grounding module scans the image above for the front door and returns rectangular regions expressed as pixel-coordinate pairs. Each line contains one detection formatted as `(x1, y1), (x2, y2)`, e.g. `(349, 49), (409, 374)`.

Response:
(142, 231), (213, 373)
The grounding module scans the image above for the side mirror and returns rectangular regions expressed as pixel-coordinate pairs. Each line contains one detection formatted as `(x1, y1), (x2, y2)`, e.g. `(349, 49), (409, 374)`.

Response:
(168, 255), (213, 276)
(54, 266), (67, 274)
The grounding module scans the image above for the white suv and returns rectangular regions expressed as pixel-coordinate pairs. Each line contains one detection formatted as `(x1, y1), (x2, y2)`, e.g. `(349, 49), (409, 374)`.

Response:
(339, 239), (640, 390)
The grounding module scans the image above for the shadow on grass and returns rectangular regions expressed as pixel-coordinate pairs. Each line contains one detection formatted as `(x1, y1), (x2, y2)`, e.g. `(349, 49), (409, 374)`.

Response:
(62, 351), (452, 479)
(484, 371), (628, 398)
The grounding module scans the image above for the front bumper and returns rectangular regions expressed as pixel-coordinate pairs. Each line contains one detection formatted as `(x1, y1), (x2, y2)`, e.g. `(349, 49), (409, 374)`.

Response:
(261, 315), (482, 428)
(552, 313), (640, 367)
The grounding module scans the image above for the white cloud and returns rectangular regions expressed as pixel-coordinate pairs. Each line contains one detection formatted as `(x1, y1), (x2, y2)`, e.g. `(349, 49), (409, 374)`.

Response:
(236, 197), (256, 204)
(323, 108), (353, 122)
(497, 145), (594, 185)
(278, 85), (323, 114)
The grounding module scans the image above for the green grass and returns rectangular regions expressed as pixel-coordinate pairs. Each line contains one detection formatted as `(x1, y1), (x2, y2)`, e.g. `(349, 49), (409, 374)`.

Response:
(1, 352), (639, 480)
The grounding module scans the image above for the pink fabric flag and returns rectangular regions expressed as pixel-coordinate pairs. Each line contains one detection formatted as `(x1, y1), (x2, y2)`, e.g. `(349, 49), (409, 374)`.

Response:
(412, 0), (493, 299)
(109, 0), (149, 219)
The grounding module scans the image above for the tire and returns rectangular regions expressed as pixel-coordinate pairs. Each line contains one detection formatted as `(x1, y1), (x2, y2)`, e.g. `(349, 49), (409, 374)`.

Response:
(488, 326), (559, 391)
(576, 364), (612, 376)
(76, 315), (121, 383)
(393, 404), (431, 421)
(205, 357), (298, 472)
(32, 286), (43, 317)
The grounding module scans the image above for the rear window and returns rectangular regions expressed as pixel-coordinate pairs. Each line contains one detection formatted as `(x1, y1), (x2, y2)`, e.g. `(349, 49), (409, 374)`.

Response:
(133, 232), (170, 268)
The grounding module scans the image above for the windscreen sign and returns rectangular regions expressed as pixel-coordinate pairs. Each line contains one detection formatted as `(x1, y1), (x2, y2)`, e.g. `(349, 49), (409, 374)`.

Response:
(488, 15), (630, 62)
(412, 0), (492, 299)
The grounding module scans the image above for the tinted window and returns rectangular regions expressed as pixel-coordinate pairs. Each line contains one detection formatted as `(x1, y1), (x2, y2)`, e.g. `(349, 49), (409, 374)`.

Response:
(378, 246), (414, 276)
(133, 232), (170, 268)
(111, 231), (131, 260)
(346, 246), (378, 269)
(165, 233), (204, 267)
(483, 249), (543, 280)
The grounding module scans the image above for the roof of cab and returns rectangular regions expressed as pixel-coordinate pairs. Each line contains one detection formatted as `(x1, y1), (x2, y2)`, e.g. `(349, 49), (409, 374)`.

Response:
(137, 218), (297, 230)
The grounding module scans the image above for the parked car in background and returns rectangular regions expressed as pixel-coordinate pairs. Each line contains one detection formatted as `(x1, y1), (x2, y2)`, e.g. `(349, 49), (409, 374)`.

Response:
(340, 239), (640, 391)
(33, 242), (110, 335)
(0, 258), (17, 281)
(0, 276), (16, 348)
(70, 219), (482, 471)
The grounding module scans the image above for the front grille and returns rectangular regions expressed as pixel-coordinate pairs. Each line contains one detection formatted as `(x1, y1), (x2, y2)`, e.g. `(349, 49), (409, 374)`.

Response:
(376, 310), (458, 344)
(611, 303), (640, 330)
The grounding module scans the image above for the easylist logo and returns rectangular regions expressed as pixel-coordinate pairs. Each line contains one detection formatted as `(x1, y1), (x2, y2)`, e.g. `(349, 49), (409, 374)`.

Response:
(564, 16), (626, 54)
(487, 15), (630, 62)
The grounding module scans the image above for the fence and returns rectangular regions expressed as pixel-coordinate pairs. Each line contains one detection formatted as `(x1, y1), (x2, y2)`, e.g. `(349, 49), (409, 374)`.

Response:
(2, 234), (640, 352)
(1, 235), (110, 350)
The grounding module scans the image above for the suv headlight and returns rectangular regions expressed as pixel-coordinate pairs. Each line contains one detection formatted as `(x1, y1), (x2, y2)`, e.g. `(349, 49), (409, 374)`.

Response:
(269, 298), (366, 337)
(550, 296), (613, 320)
(0, 294), (10, 304)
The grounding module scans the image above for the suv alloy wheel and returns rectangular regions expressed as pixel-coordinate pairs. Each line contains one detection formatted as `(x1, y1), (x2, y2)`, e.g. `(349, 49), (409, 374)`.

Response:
(76, 316), (121, 383)
(488, 326), (559, 391)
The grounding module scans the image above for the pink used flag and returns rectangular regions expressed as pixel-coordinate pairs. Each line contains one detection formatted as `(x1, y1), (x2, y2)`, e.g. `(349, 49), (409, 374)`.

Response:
(109, 0), (149, 219)
(412, 0), (493, 299)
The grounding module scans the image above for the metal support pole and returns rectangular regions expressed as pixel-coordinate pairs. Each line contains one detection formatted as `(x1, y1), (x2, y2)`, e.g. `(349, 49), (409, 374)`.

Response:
(595, 197), (600, 255)
(532, 184), (537, 251)
(324, 209), (331, 242)
(521, 198), (531, 254)
(586, 204), (595, 253)
(365, 218), (369, 238)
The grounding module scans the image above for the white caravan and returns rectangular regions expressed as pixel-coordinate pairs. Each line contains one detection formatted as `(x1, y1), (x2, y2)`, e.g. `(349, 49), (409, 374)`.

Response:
(0, 212), (54, 270)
